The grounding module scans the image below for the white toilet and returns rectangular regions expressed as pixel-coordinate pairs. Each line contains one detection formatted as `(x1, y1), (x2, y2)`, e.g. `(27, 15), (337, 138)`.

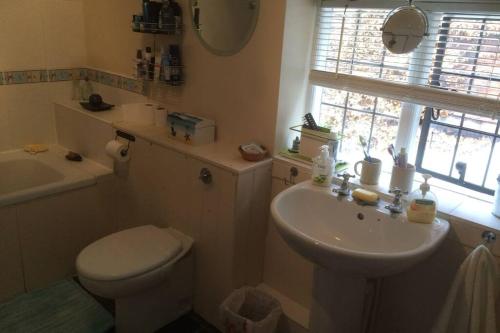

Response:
(76, 225), (194, 333)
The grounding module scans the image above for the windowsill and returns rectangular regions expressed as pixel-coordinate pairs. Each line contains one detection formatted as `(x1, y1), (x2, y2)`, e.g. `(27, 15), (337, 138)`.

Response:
(274, 154), (500, 232)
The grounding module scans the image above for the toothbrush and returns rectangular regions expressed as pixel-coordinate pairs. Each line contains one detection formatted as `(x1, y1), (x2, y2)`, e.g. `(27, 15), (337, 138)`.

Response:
(359, 136), (371, 162)
(388, 144), (397, 165)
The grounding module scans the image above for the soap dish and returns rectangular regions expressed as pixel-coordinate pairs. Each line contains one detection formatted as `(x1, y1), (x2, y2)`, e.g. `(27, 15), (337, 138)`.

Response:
(239, 144), (268, 162)
(353, 197), (380, 207)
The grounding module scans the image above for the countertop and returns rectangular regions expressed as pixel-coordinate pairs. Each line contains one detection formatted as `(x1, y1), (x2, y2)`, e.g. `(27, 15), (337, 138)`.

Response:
(55, 101), (272, 175)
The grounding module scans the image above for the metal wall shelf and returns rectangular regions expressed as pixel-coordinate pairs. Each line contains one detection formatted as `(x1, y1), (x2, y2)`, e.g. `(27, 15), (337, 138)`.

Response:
(131, 22), (183, 35)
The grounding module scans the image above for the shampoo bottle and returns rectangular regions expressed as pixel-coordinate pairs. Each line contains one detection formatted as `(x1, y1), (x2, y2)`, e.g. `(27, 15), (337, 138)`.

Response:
(171, 0), (182, 34)
(136, 49), (145, 79)
(407, 174), (438, 224)
(160, 0), (176, 33)
(168, 45), (182, 85)
(312, 145), (333, 187)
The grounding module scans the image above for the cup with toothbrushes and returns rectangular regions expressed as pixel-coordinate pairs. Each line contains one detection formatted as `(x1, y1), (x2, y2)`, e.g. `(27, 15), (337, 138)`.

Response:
(389, 146), (415, 193)
(354, 136), (382, 185)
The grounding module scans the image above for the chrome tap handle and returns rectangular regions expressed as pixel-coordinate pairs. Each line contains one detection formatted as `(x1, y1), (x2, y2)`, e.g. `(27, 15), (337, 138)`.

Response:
(386, 188), (408, 214)
(389, 188), (407, 202)
(333, 173), (355, 196)
(338, 173), (355, 182)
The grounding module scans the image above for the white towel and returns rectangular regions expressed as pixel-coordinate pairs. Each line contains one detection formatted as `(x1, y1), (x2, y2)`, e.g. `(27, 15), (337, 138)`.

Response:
(432, 245), (500, 333)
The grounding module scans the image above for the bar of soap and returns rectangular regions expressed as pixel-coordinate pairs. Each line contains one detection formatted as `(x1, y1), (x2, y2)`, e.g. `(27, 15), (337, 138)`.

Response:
(352, 188), (379, 203)
(24, 144), (48, 155)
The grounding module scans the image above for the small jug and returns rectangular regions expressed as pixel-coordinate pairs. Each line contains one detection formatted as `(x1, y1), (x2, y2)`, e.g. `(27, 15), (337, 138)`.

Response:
(354, 158), (382, 185)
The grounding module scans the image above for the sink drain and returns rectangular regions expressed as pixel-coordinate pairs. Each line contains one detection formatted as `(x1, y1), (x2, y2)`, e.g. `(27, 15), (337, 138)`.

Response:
(357, 213), (365, 220)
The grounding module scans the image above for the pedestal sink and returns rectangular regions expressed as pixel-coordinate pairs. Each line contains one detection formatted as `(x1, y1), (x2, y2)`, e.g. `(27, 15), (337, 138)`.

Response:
(271, 181), (449, 333)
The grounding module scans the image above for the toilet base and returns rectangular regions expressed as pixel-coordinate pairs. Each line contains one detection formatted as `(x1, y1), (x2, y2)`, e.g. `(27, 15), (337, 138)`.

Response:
(115, 250), (194, 333)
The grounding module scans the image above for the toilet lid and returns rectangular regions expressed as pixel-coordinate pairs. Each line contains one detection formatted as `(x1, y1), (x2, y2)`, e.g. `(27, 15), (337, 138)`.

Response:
(77, 225), (182, 281)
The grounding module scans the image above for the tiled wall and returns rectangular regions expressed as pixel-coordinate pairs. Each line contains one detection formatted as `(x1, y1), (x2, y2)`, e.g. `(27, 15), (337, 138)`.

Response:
(0, 0), (87, 151)
(0, 68), (144, 95)
(0, 67), (146, 152)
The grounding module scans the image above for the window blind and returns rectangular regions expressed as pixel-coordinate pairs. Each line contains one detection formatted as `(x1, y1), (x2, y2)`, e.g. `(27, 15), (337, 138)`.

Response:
(310, 4), (500, 119)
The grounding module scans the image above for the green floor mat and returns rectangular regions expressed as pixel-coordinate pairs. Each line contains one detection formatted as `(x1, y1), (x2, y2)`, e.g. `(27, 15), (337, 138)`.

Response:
(0, 279), (114, 333)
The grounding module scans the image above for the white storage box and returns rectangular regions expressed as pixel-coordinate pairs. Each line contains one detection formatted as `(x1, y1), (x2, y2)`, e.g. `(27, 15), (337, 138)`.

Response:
(299, 128), (330, 159)
(166, 112), (215, 145)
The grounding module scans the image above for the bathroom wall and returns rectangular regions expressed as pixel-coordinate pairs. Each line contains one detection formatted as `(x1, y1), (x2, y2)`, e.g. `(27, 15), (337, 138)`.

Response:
(0, 0), (87, 151)
(82, 0), (286, 151)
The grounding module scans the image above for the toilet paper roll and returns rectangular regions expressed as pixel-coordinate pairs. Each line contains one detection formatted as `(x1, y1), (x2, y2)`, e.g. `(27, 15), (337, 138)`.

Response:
(154, 106), (168, 127)
(105, 140), (130, 162)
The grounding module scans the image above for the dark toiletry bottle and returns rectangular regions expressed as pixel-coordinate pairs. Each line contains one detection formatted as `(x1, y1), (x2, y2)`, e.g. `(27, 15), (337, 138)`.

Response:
(136, 49), (145, 79)
(194, 7), (200, 30)
(160, 0), (175, 33)
(142, 0), (151, 32)
(159, 47), (168, 81)
(145, 47), (154, 80)
(168, 45), (182, 85)
(171, 0), (182, 34)
(150, 55), (156, 80)
(143, 0), (162, 32)
(132, 15), (141, 32)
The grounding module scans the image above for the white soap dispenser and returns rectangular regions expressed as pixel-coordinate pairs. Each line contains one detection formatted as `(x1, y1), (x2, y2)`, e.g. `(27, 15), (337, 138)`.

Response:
(407, 174), (438, 224)
(312, 145), (333, 187)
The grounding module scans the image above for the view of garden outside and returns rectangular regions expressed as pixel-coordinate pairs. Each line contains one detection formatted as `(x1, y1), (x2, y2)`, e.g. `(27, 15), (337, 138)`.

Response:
(318, 89), (401, 172)
(314, 8), (500, 193)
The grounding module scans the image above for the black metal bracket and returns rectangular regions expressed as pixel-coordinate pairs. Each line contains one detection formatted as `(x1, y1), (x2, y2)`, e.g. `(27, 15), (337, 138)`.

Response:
(116, 130), (136, 142)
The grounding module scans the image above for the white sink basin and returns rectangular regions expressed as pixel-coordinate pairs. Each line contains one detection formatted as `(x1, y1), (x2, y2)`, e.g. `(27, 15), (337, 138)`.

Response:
(271, 181), (450, 332)
(271, 181), (449, 277)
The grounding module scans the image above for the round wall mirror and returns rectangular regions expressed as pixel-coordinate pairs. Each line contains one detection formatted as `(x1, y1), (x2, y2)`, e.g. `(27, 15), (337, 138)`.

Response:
(190, 0), (260, 56)
(381, 5), (428, 54)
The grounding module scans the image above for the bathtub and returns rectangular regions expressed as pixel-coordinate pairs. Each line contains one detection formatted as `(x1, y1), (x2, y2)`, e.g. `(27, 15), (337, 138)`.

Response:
(0, 146), (112, 207)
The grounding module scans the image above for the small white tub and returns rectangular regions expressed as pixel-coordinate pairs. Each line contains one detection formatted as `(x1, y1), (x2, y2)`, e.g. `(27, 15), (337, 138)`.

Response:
(0, 146), (111, 207)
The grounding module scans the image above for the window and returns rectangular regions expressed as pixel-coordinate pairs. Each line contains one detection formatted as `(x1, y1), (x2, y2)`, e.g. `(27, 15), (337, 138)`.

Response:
(415, 16), (500, 194)
(314, 88), (403, 171)
(416, 108), (499, 194)
(310, 5), (500, 195)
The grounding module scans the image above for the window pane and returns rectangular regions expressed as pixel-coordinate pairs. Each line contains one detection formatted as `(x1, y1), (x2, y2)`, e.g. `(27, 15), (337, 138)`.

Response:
(463, 114), (498, 133)
(436, 110), (498, 134)
(340, 111), (373, 161)
(421, 123), (459, 175)
(347, 92), (376, 112)
(451, 131), (494, 186)
(322, 88), (348, 106)
(371, 115), (400, 171)
(435, 110), (462, 127)
(318, 104), (345, 133)
(485, 139), (500, 191)
(376, 98), (402, 118)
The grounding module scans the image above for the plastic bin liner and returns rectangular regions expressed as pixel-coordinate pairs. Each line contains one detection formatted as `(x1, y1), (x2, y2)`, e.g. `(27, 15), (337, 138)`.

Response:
(220, 287), (282, 333)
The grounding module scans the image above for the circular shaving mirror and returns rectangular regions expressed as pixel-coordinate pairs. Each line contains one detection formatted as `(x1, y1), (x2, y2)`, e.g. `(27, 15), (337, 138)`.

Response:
(381, 2), (428, 54)
(190, 0), (260, 56)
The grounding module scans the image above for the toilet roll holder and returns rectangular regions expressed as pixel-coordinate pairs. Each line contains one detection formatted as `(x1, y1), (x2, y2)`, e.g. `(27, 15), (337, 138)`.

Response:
(482, 231), (496, 246)
(115, 130), (136, 157)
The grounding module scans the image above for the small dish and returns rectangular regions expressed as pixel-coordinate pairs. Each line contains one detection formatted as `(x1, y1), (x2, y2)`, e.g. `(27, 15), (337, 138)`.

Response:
(239, 144), (268, 162)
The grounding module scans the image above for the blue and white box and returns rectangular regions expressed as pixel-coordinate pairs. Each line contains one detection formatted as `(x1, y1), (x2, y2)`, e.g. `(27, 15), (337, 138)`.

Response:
(167, 112), (216, 145)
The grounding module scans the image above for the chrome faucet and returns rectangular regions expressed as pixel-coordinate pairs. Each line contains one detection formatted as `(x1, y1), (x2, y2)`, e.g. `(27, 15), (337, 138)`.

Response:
(385, 188), (407, 214)
(333, 173), (355, 196)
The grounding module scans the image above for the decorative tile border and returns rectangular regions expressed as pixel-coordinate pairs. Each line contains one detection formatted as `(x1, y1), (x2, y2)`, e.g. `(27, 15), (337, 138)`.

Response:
(0, 68), (145, 95)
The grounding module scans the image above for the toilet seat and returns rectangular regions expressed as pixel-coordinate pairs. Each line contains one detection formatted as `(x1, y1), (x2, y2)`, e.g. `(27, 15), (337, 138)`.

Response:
(77, 225), (182, 281)
(76, 226), (193, 299)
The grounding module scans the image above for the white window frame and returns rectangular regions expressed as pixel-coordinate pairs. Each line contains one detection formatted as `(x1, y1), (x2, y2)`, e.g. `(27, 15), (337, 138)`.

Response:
(307, 5), (500, 194)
